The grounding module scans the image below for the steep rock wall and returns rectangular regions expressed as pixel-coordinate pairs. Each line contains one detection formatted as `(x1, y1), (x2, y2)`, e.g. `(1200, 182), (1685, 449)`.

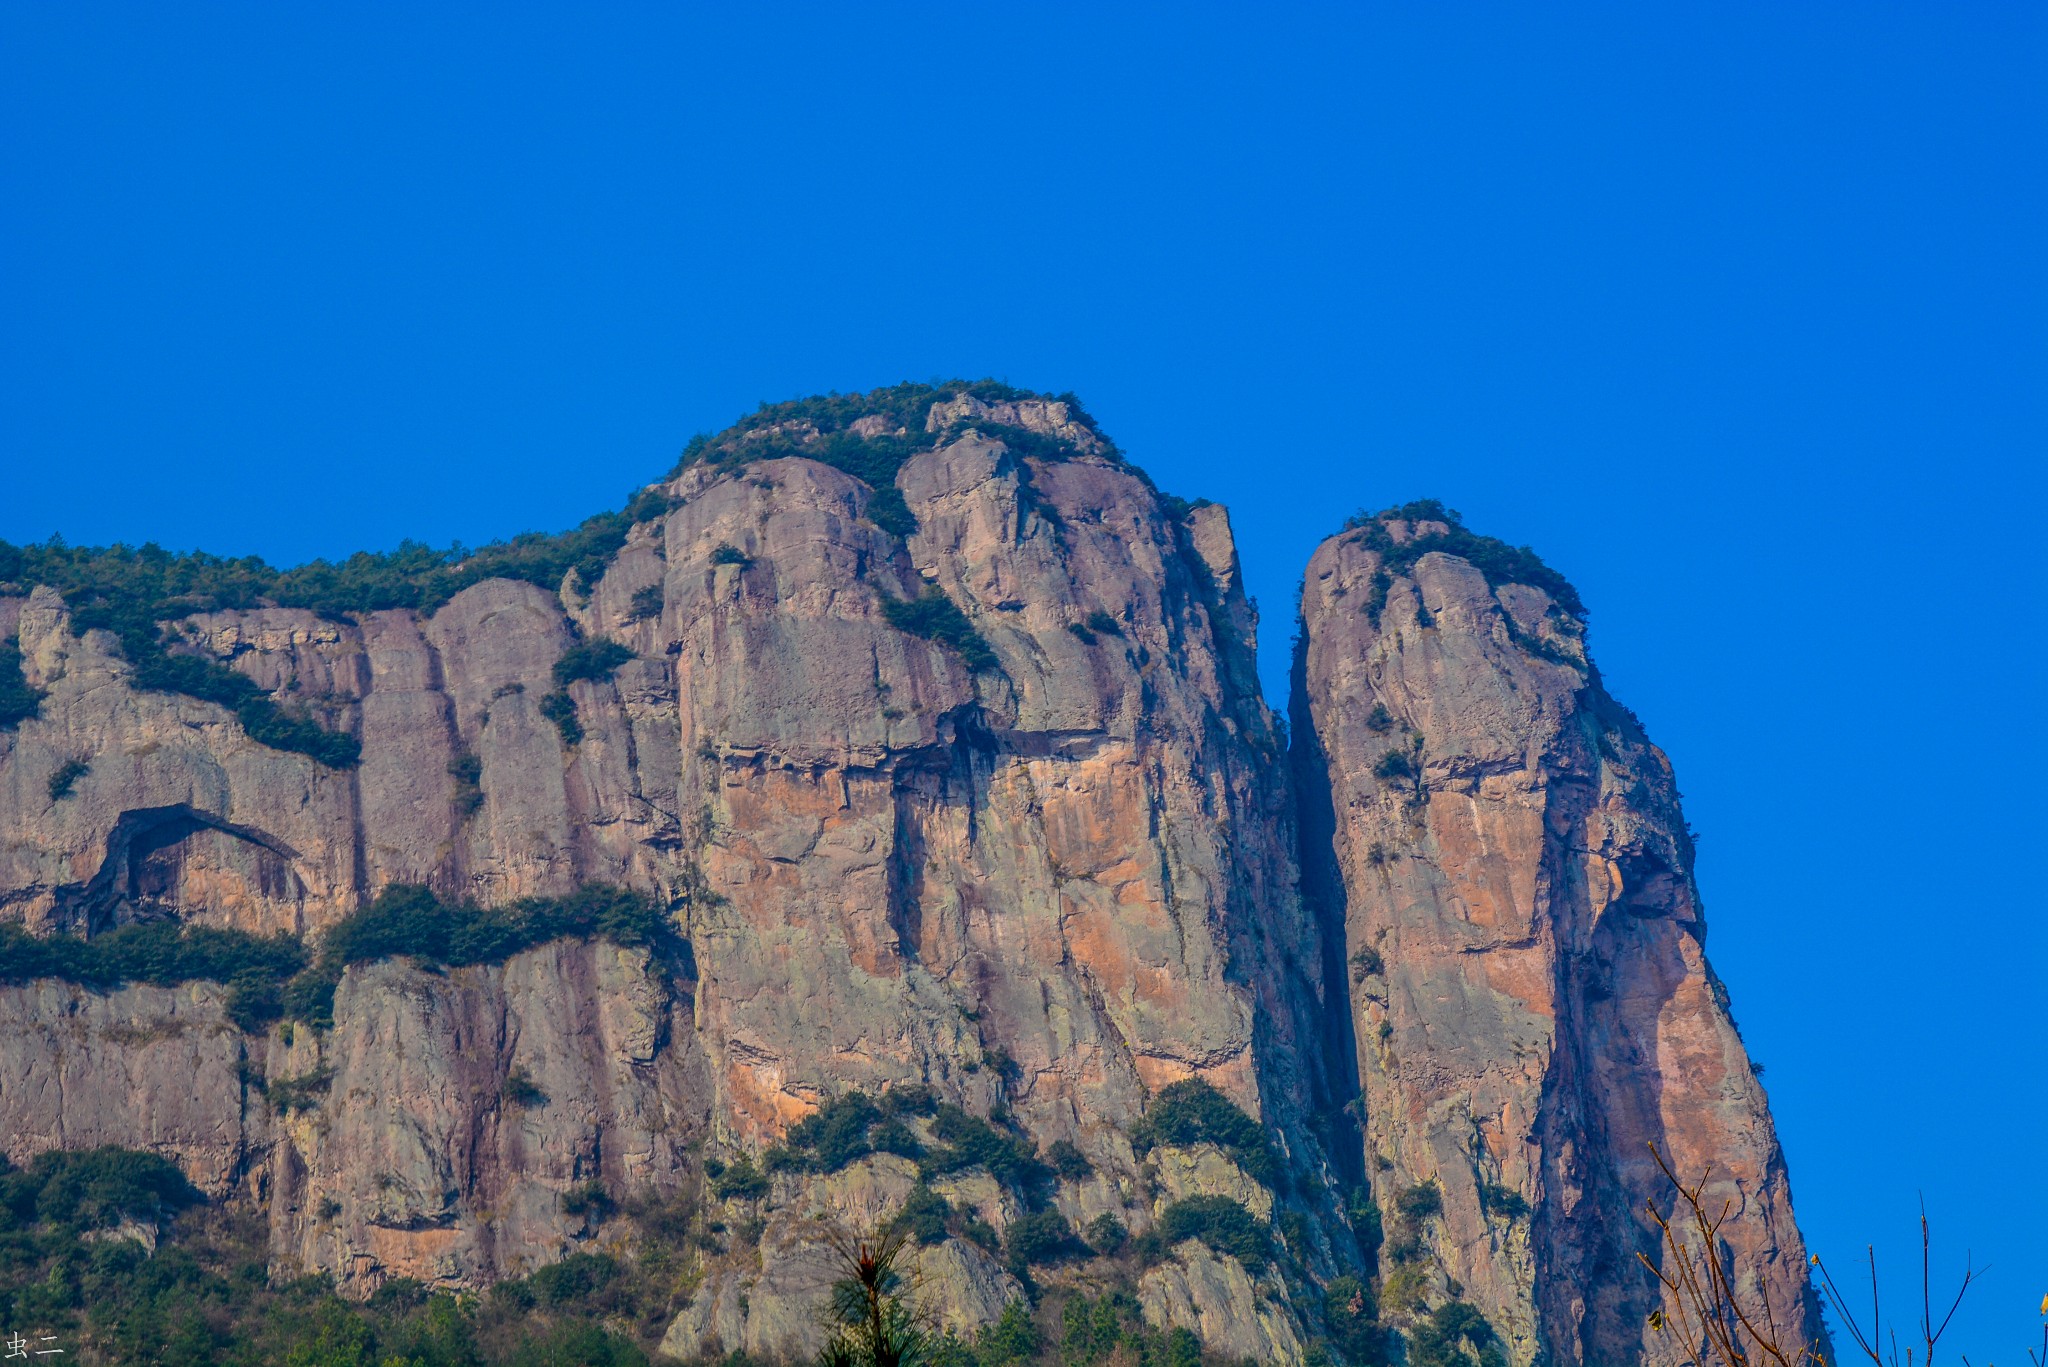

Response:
(0, 406), (1335, 1361)
(1292, 513), (1823, 1365)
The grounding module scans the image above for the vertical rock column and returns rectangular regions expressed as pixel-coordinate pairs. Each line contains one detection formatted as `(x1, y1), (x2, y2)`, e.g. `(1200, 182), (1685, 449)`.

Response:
(1293, 513), (1823, 1366)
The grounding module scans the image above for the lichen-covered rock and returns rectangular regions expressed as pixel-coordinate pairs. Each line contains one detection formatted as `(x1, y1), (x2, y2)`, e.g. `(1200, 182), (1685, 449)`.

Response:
(1293, 515), (1823, 1365)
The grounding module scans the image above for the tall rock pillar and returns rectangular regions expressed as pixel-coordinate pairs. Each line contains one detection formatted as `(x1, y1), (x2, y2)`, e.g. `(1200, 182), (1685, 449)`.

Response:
(1292, 506), (1824, 1366)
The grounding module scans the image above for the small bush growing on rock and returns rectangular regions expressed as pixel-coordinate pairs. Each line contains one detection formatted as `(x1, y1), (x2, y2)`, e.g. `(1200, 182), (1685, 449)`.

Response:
(1147, 1195), (1273, 1274)
(448, 748), (484, 817)
(1364, 703), (1395, 733)
(265, 1066), (333, 1115)
(708, 543), (751, 568)
(1408, 1300), (1507, 1367)
(540, 688), (583, 744)
(1374, 748), (1416, 781)
(45, 757), (89, 801)
(503, 1066), (547, 1108)
(1395, 1180), (1442, 1222)
(919, 1105), (1049, 1193)
(1348, 1187), (1385, 1256)
(626, 582), (664, 622)
(560, 1181), (615, 1223)
(892, 1182), (953, 1245)
(709, 1155), (768, 1202)
(1085, 609), (1124, 637)
(529, 1251), (620, 1308)
(1086, 1213), (1128, 1255)
(1386, 1232), (1425, 1264)
(553, 639), (634, 687)
(881, 585), (1000, 674)
(1325, 1274), (1392, 1365)
(879, 1083), (938, 1117)
(1350, 946), (1386, 980)
(1005, 1210), (1085, 1274)
(871, 1118), (925, 1160)
(0, 641), (45, 731)
(781, 1091), (883, 1173)
(1128, 1078), (1279, 1187)
(1045, 1139), (1091, 1180)
(1478, 1181), (1528, 1220)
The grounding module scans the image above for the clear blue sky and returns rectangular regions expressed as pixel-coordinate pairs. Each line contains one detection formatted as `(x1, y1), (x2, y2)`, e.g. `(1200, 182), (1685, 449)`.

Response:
(4, 4), (2042, 1355)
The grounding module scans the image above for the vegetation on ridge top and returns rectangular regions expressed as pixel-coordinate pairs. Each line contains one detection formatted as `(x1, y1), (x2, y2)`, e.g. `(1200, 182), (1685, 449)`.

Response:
(0, 485), (680, 767)
(0, 381), (1130, 765)
(672, 379), (1123, 538)
(1343, 498), (1586, 628)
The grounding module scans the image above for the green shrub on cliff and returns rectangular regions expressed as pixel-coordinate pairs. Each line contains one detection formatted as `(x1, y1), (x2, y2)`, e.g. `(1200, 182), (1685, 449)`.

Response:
(0, 922), (307, 1021)
(539, 687), (583, 745)
(1004, 1209), (1085, 1275)
(1054, 1292), (1205, 1367)
(882, 585), (1000, 673)
(919, 1104), (1049, 1193)
(277, 883), (670, 1029)
(1128, 1078), (1280, 1187)
(0, 640), (45, 730)
(538, 639), (634, 747)
(45, 757), (89, 801)
(781, 1091), (884, 1172)
(0, 1147), (201, 1232)
(553, 639), (634, 687)
(1143, 1195), (1274, 1274)
(1407, 1300), (1507, 1367)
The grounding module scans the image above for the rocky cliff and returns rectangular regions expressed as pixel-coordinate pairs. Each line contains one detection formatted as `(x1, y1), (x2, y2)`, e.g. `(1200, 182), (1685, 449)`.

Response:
(1292, 507), (1825, 1364)
(0, 387), (1821, 1364)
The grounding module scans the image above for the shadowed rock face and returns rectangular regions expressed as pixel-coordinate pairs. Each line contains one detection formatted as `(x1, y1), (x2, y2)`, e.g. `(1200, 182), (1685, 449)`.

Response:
(1292, 515), (1824, 1365)
(0, 401), (1820, 1364)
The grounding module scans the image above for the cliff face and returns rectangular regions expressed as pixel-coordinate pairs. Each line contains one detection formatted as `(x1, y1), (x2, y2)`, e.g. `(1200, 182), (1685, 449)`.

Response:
(0, 393), (1821, 1364)
(0, 398), (1342, 1363)
(1292, 513), (1824, 1364)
